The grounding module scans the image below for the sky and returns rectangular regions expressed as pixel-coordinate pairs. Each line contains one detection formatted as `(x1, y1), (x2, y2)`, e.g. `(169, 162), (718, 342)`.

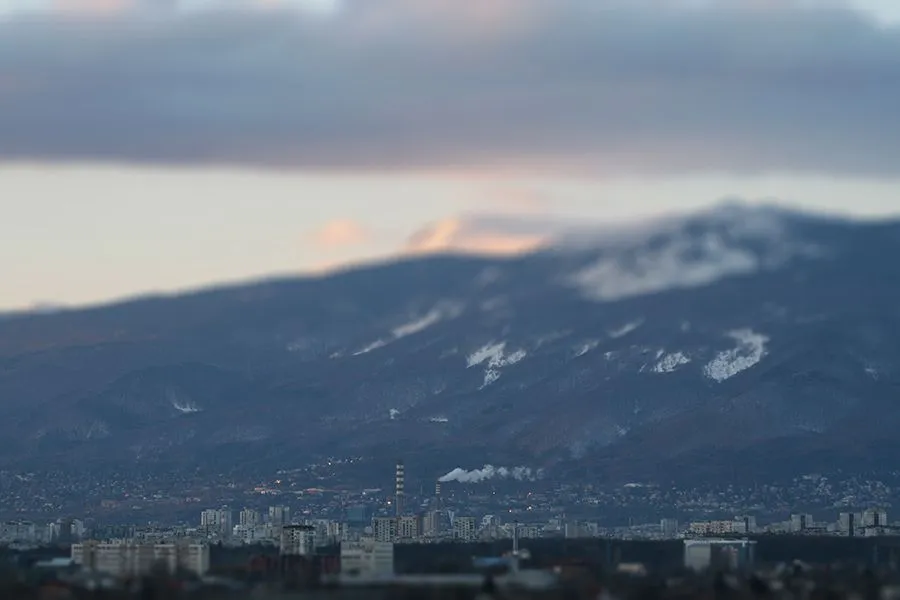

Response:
(1, 0), (900, 310)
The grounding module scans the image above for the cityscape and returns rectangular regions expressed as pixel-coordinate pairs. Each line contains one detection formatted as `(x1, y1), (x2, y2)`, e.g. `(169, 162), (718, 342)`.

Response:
(0, 460), (896, 581)
(4, 0), (900, 596)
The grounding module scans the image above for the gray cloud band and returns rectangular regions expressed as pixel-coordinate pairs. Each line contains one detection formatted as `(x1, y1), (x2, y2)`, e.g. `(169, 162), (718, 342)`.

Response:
(0, 2), (899, 175)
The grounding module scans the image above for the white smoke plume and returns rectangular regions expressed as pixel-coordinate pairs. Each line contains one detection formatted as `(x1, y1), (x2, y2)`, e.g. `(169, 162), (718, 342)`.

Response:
(438, 465), (542, 483)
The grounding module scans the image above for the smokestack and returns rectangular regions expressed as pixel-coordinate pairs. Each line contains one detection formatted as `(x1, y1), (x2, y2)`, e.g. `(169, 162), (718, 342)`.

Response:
(434, 481), (442, 509)
(395, 460), (405, 517)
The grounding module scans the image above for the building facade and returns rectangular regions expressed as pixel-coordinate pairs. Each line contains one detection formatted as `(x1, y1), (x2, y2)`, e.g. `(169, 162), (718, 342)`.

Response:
(373, 517), (397, 543)
(280, 525), (317, 556)
(452, 516), (477, 542)
(397, 516), (419, 541)
(684, 539), (756, 572)
(72, 541), (209, 577)
(340, 539), (394, 576)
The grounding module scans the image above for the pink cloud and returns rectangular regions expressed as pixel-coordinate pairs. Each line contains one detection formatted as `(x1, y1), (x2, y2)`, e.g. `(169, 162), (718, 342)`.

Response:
(311, 219), (371, 248)
(404, 215), (552, 257)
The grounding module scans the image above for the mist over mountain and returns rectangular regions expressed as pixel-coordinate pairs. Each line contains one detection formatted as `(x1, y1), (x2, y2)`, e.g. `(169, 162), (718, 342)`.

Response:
(0, 202), (897, 485)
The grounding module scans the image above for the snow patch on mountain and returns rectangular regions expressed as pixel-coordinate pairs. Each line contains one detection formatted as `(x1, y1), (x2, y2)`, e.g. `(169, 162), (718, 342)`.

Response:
(467, 343), (506, 368)
(355, 302), (464, 355)
(172, 400), (202, 414)
(467, 342), (527, 388)
(609, 319), (643, 339)
(392, 312), (442, 339)
(652, 351), (691, 373)
(353, 339), (387, 356)
(704, 329), (770, 382)
(168, 389), (202, 414)
(392, 302), (463, 339)
(574, 340), (600, 357)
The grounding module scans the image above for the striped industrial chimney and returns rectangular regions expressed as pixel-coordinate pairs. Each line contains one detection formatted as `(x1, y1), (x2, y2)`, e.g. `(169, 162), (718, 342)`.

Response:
(395, 460), (405, 516)
(432, 480), (442, 509)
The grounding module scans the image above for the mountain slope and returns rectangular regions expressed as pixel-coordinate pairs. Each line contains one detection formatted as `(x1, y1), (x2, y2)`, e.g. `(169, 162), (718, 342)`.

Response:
(1, 203), (898, 483)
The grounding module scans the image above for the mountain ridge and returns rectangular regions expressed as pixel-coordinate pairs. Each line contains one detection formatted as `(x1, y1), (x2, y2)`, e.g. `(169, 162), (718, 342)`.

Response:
(1, 203), (898, 484)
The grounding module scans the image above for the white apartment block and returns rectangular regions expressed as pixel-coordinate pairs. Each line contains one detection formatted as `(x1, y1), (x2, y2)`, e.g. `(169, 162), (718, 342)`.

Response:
(518, 525), (541, 539)
(239, 509), (262, 527)
(372, 517), (397, 543)
(452, 516), (477, 542)
(863, 508), (889, 528)
(200, 508), (233, 537)
(312, 519), (344, 544)
(689, 520), (741, 536)
(268, 506), (291, 526)
(340, 539), (394, 576)
(232, 523), (279, 544)
(397, 516), (419, 541)
(0, 521), (38, 544)
(280, 525), (317, 556)
(422, 511), (442, 538)
(72, 541), (209, 577)
(790, 514), (814, 533)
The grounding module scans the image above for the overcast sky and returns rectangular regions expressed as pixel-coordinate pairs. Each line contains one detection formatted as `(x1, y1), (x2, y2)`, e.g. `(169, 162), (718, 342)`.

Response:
(1, 0), (899, 310)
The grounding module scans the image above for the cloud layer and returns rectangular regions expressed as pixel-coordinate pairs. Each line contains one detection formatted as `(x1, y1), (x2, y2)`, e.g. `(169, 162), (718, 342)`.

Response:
(2, 0), (900, 176)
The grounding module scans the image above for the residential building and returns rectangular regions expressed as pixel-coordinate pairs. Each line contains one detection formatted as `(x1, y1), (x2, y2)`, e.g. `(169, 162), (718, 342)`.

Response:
(839, 512), (857, 536)
(239, 508), (261, 527)
(397, 515), (419, 541)
(688, 521), (736, 536)
(312, 519), (343, 545)
(72, 541), (209, 577)
(790, 514), (814, 533)
(734, 516), (757, 534)
(268, 506), (291, 526)
(863, 508), (888, 528)
(373, 517), (397, 543)
(422, 511), (442, 538)
(200, 508), (233, 538)
(452, 516), (477, 542)
(340, 539), (394, 576)
(280, 525), (317, 556)
(684, 539), (755, 572)
(660, 518), (679, 538)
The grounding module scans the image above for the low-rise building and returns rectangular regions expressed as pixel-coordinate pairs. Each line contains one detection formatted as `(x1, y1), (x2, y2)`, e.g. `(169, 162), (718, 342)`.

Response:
(71, 541), (209, 577)
(684, 539), (756, 572)
(340, 539), (394, 576)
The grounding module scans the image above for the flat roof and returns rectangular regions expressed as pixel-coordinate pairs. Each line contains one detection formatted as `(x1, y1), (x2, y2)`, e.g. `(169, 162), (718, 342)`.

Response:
(684, 539), (757, 546)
